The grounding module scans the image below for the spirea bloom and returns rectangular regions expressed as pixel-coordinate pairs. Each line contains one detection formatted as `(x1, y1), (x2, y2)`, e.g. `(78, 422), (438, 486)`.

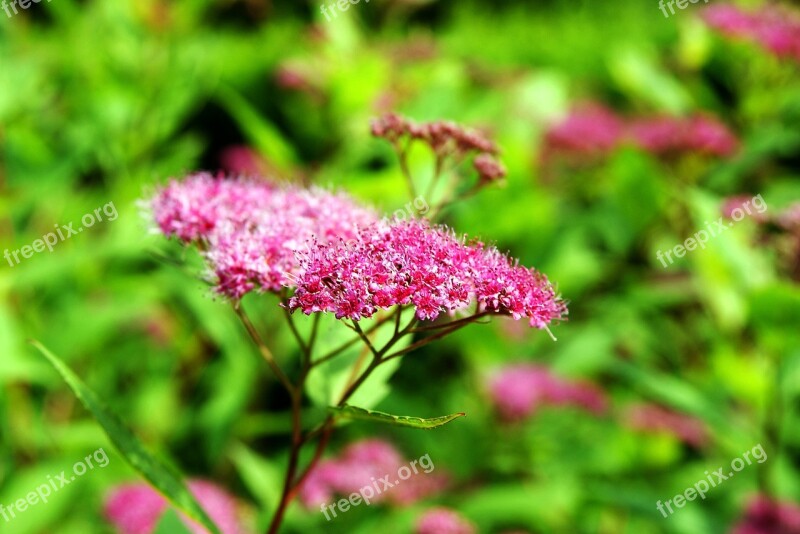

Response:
(541, 105), (738, 163)
(148, 173), (377, 299)
(104, 480), (247, 534)
(415, 508), (476, 534)
(287, 219), (567, 328)
(732, 495), (800, 534)
(624, 403), (708, 448)
(541, 103), (625, 160)
(703, 4), (800, 63)
(629, 115), (738, 157)
(487, 363), (607, 420)
(218, 146), (272, 177)
(299, 439), (447, 507)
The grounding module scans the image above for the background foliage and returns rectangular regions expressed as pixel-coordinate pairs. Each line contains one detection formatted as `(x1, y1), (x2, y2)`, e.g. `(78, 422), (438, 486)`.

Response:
(2, 0), (800, 532)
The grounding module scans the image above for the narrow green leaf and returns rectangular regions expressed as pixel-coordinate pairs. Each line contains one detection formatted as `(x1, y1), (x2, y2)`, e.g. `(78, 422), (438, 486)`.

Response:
(329, 404), (465, 430)
(153, 510), (194, 534)
(216, 85), (297, 171)
(31, 341), (222, 534)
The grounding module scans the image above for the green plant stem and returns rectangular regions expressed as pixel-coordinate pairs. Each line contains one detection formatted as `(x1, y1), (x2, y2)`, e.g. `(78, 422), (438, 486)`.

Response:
(233, 304), (294, 395)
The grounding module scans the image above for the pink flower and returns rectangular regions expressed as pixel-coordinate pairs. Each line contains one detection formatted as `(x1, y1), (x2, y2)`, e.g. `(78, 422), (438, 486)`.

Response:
(415, 508), (476, 534)
(218, 146), (272, 177)
(104, 480), (247, 534)
(731, 495), (800, 534)
(149, 173), (275, 243)
(773, 203), (800, 233)
(542, 105), (737, 162)
(624, 403), (708, 448)
(299, 439), (447, 508)
(147, 174), (377, 299)
(628, 115), (738, 157)
(542, 103), (625, 160)
(703, 5), (800, 63)
(287, 219), (567, 328)
(487, 363), (607, 421)
(684, 115), (739, 156)
(702, 5), (759, 37)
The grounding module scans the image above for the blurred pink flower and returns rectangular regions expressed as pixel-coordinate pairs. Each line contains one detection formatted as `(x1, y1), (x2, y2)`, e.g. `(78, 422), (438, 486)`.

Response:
(624, 403), (709, 448)
(703, 4), (800, 63)
(487, 363), (607, 421)
(105, 480), (246, 534)
(776, 203), (800, 233)
(628, 115), (738, 157)
(288, 218), (567, 328)
(299, 439), (447, 508)
(218, 146), (272, 177)
(541, 103), (625, 160)
(731, 494), (800, 534)
(702, 4), (759, 37)
(541, 105), (737, 163)
(415, 508), (476, 534)
(721, 195), (769, 223)
(147, 173), (377, 299)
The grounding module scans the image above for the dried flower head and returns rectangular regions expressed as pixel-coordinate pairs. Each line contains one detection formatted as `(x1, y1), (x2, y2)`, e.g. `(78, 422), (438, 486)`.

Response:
(287, 219), (567, 328)
(371, 112), (498, 156)
(473, 153), (507, 183)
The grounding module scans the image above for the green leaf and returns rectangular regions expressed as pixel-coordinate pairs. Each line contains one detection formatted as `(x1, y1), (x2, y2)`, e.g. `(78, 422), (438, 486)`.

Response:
(153, 510), (194, 534)
(304, 308), (415, 409)
(216, 85), (297, 172)
(30, 341), (222, 534)
(329, 404), (466, 430)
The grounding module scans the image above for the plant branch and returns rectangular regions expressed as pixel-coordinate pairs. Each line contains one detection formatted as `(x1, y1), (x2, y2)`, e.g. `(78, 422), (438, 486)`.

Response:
(233, 304), (294, 395)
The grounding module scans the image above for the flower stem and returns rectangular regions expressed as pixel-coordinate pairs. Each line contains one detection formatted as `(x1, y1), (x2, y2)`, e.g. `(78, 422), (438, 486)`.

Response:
(233, 304), (294, 395)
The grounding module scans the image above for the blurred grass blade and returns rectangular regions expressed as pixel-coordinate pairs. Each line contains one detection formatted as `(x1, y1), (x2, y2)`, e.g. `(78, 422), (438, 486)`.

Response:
(153, 510), (194, 534)
(330, 404), (465, 429)
(216, 85), (297, 172)
(31, 341), (222, 534)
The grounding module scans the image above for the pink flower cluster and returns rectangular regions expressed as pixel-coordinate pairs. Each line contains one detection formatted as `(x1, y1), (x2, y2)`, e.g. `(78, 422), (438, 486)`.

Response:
(287, 219), (567, 328)
(148, 173), (377, 299)
(722, 196), (800, 233)
(487, 363), (607, 421)
(623, 403), (708, 448)
(299, 439), (447, 507)
(415, 507), (476, 534)
(702, 4), (800, 63)
(218, 146), (273, 177)
(104, 480), (247, 534)
(541, 104), (738, 162)
(731, 495), (800, 534)
(541, 103), (625, 160)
